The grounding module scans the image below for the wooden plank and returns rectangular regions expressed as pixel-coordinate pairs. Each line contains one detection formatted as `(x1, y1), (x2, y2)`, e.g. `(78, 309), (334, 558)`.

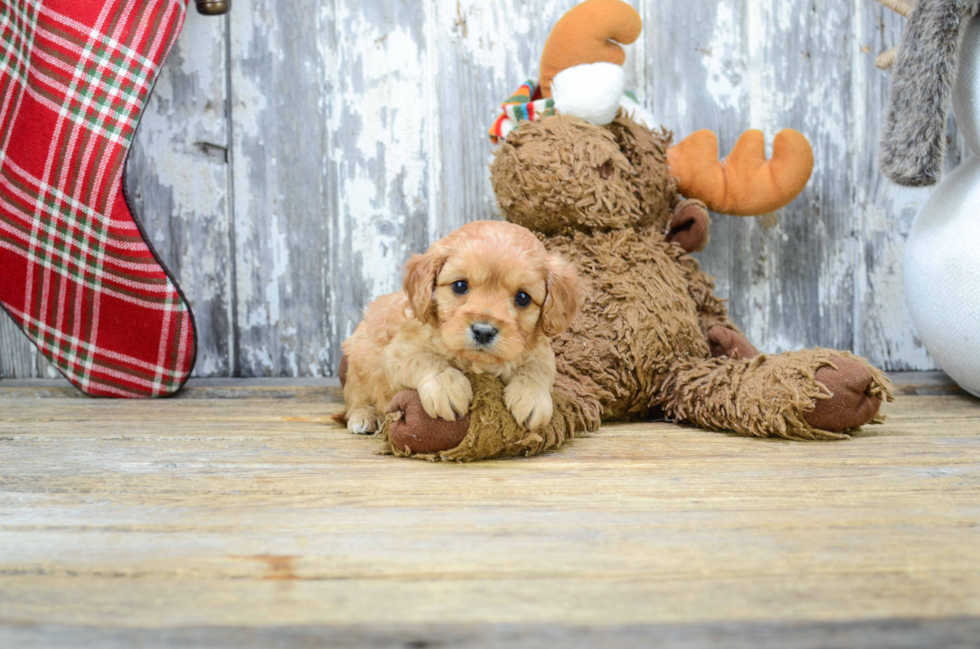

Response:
(0, 377), (344, 400)
(228, 0), (439, 378)
(0, 315), (35, 379)
(888, 371), (965, 396)
(641, 0), (750, 325)
(325, 0), (437, 365)
(0, 393), (978, 635)
(666, 0), (855, 354)
(0, 573), (978, 629)
(852, 0), (951, 371)
(3, 617), (980, 648)
(125, 11), (234, 377)
(430, 0), (572, 238)
(743, 0), (856, 352)
(227, 1), (333, 377)
(0, 371), (956, 399)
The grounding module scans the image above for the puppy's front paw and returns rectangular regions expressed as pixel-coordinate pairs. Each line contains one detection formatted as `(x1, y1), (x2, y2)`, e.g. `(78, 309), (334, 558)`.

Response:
(505, 381), (554, 430)
(418, 368), (473, 421)
(346, 406), (381, 435)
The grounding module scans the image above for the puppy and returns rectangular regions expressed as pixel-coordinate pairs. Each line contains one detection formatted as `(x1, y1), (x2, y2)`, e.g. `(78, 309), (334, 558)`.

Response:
(341, 220), (579, 435)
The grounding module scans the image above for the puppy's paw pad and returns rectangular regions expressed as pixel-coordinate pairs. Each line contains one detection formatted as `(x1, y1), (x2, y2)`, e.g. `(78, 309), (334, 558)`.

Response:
(419, 368), (473, 421)
(346, 407), (380, 435)
(505, 383), (554, 430)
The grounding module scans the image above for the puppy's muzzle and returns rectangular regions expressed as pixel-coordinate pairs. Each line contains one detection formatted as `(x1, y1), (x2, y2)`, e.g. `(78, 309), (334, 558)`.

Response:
(469, 322), (498, 347)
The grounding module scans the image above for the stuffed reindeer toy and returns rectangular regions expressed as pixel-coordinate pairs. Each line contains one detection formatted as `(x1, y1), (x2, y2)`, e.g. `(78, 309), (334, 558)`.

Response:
(876, 0), (980, 396)
(346, 0), (894, 461)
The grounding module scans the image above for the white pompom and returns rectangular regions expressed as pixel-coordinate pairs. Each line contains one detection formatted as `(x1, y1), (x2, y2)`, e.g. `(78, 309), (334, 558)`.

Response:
(551, 62), (626, 126)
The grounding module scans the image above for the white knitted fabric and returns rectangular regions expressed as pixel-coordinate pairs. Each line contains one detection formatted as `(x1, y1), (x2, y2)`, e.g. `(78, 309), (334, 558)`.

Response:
(904, 16), (980, 396)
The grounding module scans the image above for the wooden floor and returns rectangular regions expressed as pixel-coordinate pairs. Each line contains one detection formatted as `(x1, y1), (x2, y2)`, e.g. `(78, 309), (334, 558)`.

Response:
(1, 376), (979, 648)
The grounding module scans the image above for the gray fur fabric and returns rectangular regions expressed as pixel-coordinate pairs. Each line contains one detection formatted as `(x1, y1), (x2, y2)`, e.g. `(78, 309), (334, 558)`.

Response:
(879, 0), (980, 187)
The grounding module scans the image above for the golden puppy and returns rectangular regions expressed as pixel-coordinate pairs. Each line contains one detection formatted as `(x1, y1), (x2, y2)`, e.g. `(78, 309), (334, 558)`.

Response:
(341, 220), (579, 435)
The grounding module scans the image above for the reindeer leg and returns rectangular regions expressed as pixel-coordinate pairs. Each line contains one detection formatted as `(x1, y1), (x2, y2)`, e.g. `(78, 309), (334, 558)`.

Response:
(659, 350), (893, 440)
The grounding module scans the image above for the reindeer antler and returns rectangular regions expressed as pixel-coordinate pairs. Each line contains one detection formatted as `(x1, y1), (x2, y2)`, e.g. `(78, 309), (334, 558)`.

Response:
(538, 0), (642, 98)
(874, 0), (913, 69)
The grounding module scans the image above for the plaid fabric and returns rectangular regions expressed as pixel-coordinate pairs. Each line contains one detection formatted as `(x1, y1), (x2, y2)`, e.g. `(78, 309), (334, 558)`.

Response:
(0, 0), (196, 397)
(489, 80), (650, 143)
(489, 79), (555, 143)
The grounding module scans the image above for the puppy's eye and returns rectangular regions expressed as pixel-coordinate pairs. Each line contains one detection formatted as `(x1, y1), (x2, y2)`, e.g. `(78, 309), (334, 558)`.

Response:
(451, 280), (469, 295)
(515, 291), (532, 308)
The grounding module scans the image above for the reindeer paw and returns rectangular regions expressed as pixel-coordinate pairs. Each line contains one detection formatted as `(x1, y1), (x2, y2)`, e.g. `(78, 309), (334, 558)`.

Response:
(706, 326), (760, 360)
(388, 390), (471, 454)
(806, 357), (887, 432)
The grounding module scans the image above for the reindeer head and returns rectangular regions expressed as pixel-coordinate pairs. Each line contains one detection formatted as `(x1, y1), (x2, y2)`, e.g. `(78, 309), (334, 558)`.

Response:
(491, 111), (676, 236)
(490, 0), (814, 227)
(490, 0), (675, 236)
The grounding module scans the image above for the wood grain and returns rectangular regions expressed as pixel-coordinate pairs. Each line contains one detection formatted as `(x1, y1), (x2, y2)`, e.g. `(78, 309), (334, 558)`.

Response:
(127, 12), (234, 378)
(0, 1), (950, 377)
(0, 314), (37, 379)
(1, 390), (978, 643)
(4, 619), (980, 649)
(853, 0), (964, 370)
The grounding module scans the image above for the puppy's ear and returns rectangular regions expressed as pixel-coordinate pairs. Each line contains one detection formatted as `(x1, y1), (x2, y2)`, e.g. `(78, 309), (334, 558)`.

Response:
(541, 255), (580, 337)
(403, 252), (443, 323)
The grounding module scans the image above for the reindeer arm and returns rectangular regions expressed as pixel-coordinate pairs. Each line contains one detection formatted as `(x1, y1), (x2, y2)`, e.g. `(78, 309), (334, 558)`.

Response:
(673, 248), (760, 359)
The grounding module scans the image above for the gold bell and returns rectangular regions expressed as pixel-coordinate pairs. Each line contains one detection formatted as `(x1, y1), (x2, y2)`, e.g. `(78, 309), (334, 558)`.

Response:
(195, 0), (231, 15)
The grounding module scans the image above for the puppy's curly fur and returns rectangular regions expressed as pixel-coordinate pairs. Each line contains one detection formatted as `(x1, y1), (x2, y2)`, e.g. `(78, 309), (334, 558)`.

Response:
(340, 221), (579, 434)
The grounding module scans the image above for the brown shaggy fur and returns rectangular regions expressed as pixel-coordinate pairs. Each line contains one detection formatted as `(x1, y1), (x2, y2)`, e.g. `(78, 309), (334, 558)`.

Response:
(382, 111), (893, 461)
(660, 350), (891, 441)
(380, 372), (598, 461)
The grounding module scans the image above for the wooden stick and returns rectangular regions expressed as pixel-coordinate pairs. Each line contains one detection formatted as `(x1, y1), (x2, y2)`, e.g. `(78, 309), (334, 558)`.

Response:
(873, 0), (911, 70)
(876, 0), (912, 18)
(876, 46), (899, 70)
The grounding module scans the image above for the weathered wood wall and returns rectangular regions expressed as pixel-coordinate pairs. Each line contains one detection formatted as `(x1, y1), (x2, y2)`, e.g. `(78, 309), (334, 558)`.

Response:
(0, 0), (954, 379)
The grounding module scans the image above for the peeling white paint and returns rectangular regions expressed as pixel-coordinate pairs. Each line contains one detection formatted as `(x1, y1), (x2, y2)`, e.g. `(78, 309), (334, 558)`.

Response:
(229, 7), (270, 139)
(330, 4), (430, 302)
(704, 2), (745, 112)
(261, 210), (290, 327)
(127, 12), (232, 377)
(446, 0), (539, 88)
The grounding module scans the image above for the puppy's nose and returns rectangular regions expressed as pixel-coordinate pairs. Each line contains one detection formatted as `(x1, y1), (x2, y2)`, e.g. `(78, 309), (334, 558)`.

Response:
(470, 323), (498, 346)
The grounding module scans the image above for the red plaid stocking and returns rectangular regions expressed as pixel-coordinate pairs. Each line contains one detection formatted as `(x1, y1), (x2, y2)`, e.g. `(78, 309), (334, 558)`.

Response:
(0, 0), (196, 397)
